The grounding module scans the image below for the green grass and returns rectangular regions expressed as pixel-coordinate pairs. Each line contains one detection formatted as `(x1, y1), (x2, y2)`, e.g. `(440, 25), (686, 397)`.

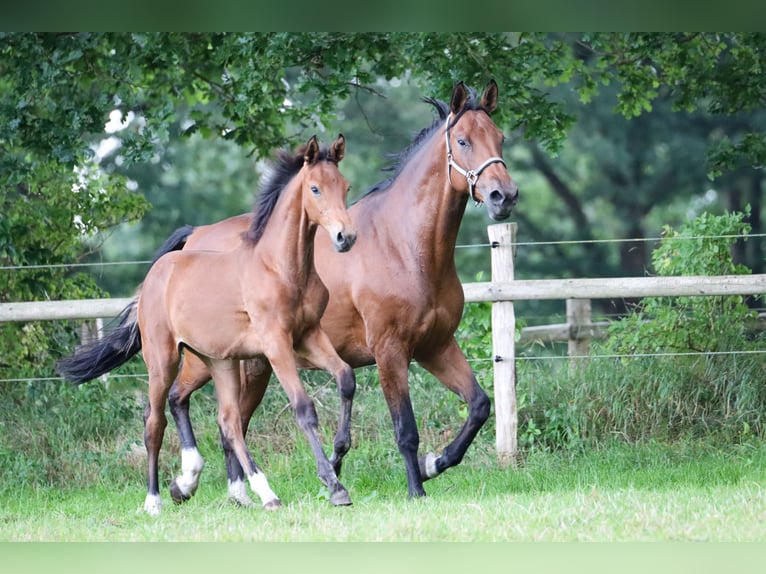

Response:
(3, 437), (766, 541)
(4, 363), (766, 542)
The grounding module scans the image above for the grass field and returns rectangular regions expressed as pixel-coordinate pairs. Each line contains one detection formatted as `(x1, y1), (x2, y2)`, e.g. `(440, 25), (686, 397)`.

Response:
(4, 358), (766, 544)
(3, 434), (766, 542)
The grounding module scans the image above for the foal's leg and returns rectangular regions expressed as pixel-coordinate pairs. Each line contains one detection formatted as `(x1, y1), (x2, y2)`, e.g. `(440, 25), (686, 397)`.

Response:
(227, 357), (272, 503)
(167, 353), (211, 504)
(296, 327), (357, 477)
(205, 358), (281, 510)
(266, 339), (352, 506)
(415, 337), (491, 481)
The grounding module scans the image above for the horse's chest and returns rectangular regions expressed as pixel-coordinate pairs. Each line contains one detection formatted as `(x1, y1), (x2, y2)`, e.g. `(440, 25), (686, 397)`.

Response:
(395, 283), (463, 339)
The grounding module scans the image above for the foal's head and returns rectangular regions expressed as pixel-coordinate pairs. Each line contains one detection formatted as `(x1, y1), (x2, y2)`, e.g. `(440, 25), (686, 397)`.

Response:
(301, 134), (356, 252)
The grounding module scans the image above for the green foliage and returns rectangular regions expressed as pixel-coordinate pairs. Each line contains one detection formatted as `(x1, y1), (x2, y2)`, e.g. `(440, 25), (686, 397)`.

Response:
(0, 160), (148, 379)
(513, 210), (766, 452)
(577, 33), (766, 175)
(606, 209), (755, 356)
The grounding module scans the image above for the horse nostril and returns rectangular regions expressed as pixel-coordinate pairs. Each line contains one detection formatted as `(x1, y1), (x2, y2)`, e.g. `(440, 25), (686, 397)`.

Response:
(489, 190), (503, 204)
(337, 231), (345, 245)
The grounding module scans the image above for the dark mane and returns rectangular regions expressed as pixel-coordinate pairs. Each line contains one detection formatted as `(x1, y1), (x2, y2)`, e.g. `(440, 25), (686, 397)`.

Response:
(244, 144), (334, 245)
(365, 85), (486, 196)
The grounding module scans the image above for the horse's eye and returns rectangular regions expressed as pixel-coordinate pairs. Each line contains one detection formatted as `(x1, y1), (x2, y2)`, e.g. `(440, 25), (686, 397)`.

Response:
(457, 138), (467, 147)
(311, 185), (320, 196)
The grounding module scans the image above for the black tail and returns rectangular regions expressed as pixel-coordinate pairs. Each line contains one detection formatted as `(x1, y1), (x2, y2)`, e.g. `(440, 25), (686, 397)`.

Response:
(57, 224), (196, 384)
(57, 301), (142, 384)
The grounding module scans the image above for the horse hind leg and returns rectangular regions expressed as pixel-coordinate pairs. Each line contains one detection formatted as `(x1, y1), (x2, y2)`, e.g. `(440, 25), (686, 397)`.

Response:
(167, 353), (210, 505)
(224, 357), (272, 506)
(142, 351), (181, 515)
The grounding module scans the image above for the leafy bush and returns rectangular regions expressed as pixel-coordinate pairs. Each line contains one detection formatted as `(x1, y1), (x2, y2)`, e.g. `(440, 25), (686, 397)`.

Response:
(515, 209), (766, 452)
(606, 208), (756, 356)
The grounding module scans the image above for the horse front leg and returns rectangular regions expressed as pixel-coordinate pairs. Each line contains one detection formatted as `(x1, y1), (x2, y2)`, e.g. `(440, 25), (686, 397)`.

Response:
(267, 340), (352, 506)
(296, 327), (356, 477)
(415, 337), (491, 481)
(375, 342), (426, 498)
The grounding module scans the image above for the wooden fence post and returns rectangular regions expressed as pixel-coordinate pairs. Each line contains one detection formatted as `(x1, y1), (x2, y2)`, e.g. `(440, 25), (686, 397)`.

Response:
(488, 222), (517, 466)
(566, 299), (592, 359)
(79, 317), (104, 346)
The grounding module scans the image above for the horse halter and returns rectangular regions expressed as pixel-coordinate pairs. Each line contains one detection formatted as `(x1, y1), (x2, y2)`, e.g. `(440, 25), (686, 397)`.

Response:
(445, 113), (506, 205)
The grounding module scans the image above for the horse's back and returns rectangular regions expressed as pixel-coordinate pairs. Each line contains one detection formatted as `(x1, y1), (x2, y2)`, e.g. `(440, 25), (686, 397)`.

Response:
(186, 214), (253, 251)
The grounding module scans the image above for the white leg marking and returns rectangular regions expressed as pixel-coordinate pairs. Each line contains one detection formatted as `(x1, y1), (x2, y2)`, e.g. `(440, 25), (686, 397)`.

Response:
(424, 452), (439, 479)
(174, 448), (205, 497)
(144, 494), (162, 516)
(228, 478), (254, 506)
(248, 471), (280, 507)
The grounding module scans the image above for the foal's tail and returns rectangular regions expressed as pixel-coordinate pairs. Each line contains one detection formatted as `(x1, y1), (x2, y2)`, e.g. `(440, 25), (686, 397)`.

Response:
(56, 224), (196, 384)
(56, 300), (142, 384)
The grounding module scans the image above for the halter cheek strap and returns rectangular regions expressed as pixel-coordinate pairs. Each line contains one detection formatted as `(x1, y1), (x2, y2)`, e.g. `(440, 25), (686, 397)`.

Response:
(445, 114), (506, 205)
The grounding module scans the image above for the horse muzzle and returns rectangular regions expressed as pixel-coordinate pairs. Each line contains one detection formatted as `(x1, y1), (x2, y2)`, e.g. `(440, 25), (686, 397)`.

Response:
(486, 183), (519, 221)
(333, 229), (357, 253)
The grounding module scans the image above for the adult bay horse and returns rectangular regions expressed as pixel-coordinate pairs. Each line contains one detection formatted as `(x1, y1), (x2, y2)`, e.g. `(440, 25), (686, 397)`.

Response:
(162, 81), (519, 501)
(57, 135), (357, 514)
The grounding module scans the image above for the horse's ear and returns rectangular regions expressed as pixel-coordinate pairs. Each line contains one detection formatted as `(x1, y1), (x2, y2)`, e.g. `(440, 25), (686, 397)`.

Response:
(330, 133), (345, 163)
(304, 135), (320, 165)
(449, 81), (468, 115)
(481, 79), (499, 114)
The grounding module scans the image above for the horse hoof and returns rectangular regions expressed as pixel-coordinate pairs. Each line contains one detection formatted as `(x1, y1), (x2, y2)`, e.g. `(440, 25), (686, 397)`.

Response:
(263, 499), (282, 511)
(143, 494), (162, 516)
(229, 495), (255, 508)
(169, 480), (192, 504)
(418, 452), (439, 481)
(330, 490), (353, 506)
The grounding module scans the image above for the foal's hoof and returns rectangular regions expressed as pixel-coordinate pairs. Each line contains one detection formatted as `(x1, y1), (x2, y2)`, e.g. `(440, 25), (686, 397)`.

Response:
(330, 489), (353, 507)
(169, 479), (192, 504)
(263, 498), (282, 511)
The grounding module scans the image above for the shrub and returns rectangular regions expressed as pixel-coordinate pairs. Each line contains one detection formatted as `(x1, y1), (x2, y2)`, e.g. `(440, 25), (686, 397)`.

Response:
(516, 209), (766, 452)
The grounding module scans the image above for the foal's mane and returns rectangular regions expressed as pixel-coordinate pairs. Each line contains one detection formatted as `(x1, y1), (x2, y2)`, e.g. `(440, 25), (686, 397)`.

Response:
(366, 85), (486, 196)
(244, 144), (335, 245)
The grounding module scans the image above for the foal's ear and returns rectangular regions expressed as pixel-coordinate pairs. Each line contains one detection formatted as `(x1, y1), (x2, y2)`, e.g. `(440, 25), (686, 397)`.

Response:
(330, 133), (345, 163)
(480, 79), (499, 114)
(449, 81), (469, 115)
(304, 135), (320, 165)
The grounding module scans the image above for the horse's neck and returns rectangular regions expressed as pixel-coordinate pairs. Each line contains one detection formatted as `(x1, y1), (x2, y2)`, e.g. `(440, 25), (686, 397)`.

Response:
(251, 193), (317, 284)
(378, 136), (467, 274)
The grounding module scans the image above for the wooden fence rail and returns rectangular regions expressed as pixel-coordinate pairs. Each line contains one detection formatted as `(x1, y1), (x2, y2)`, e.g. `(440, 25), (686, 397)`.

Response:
(2, 222), (766, 464)
(4, 269), (765, 322)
